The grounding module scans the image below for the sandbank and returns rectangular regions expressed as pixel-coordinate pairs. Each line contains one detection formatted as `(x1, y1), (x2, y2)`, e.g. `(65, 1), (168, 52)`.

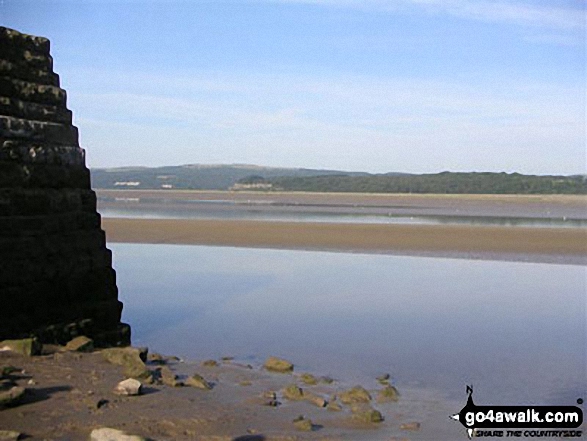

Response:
(102, 218), (587, 264)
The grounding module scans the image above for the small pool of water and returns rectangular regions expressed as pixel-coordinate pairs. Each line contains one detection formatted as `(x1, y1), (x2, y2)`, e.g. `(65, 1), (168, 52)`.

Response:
(111, 244), (586, 406)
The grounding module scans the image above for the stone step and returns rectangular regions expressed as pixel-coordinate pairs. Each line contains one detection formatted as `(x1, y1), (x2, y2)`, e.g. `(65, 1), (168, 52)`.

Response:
(0, 59), (59, 87)
(0, 115), (77, 144)
(0, 140), (84, 166)
(0, 76), (66, 107)
(0, 26), (51, 57)
(0, 161), (90, 189)
(0, 211), (101, 236)
(0, 95), (72, 124)
(0, 188), (97, 216)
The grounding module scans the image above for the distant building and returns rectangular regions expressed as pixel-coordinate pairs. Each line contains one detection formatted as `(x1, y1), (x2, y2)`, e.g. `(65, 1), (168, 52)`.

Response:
(114, 181), (141, 186)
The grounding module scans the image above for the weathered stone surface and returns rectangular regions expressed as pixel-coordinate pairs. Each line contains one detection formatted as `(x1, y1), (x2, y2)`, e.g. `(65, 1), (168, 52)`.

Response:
(300, 373), (318, 385)
(0, 26), (128, 347)
(113, 378), (142, 396)
(0, 430), (21, 441)
(0, 386), (25, 407)
(292, 416), (313, 432)
(156, 366), (182, 387)
(64, 336), (94, 352)
(282, 384), (304, 401)
(338, 386), (372, 404)
(101, 348), (150, 380)
(350, 404), (384, 423)
(89, 428), (147, 441)
(185, 373), (212, 390)
(0, 338), (41, 356)
(263, 356), (294, 373)
(376, 385), (400, 403)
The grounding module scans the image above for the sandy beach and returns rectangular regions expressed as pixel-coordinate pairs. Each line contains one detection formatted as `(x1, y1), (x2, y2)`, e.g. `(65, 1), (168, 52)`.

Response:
(102, 218), (587, 264)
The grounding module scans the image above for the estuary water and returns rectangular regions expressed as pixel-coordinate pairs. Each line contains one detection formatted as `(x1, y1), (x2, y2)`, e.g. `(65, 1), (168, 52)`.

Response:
(111, 243), (586, 407)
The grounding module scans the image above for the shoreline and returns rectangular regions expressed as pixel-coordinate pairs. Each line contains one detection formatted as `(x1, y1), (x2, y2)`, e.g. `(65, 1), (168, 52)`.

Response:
(0, 345), (460, 440)
(102, 218), (587, 265)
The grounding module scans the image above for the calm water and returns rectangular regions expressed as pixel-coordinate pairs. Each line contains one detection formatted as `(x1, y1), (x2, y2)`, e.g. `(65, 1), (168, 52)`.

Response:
(98, 200), (587, 228)
(111, 243), (586, 406)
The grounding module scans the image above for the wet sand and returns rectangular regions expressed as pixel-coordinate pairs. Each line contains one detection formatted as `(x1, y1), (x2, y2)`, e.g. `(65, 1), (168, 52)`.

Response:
(102, 218), (587, 264)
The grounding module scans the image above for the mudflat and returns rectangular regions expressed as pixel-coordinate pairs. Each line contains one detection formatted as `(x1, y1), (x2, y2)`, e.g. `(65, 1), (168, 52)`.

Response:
(102, 218), (586, 264)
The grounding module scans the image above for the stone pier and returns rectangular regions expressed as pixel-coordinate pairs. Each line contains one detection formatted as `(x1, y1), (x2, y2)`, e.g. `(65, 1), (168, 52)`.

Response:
(0, 26), (129, 346)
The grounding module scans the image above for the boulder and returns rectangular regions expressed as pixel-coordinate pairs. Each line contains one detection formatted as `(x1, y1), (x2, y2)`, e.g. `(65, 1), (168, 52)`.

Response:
(89, 428), (148, 441)
(101, 348), (151, 380)
(292, 416), (313, 432)
(338, 386), (371, 404)
(202, 359), (218, 367)
(282, 384), (304, 401)
(300, 373), (317, 385)
(376, 385), (400, 403)
(304, 392), (327, 408)
(156, 366), (182, 387)
(0, 386), (25, 407)
(0, 338), (41, 356)
(185, 374), (212, 390)
(0, 431), (21, 441)
(64, 336), (94, 352)
(263, 356), (293, 373)
(350, 404), (384, 423)
(113, 378), (142, 396)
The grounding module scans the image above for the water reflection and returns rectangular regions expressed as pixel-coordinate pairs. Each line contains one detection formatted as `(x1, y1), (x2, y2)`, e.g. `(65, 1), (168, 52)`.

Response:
(98, 199), (587, 228)
(112, 244), (586, 405)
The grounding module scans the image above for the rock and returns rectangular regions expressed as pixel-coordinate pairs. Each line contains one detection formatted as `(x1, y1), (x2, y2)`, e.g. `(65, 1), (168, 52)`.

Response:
(304, 392), (327, 408)
(320, 376), (334, 384)
(263, 356), (294, 373)
(146, 353), (165, 364)
(350, 404), (384, 423)
(0, 386), (25, 407)
(0, 366), (19, 378)
(400, 422), (421, 431)
(89, 428), (148, 441)
(376, 373), (390, 385)
(185, 373), (212, 390)
(282, 384), (304, 401)
(0, 338), (41, 356)
(300, 373), (317, 385)
(157, 366), (182, 387)
(338, 386), (372, 404)
(64, 336), (94, 352)
(376, 385), (400, 403)
(136, 347), (149, 363)
(326, 400), (342, 412)
(113, 378), (142, 396)
(292, 416), (313, 432)
(0, 431), (21, 441)
(101, 348), (151, 381)
(202, 359), (218, 367)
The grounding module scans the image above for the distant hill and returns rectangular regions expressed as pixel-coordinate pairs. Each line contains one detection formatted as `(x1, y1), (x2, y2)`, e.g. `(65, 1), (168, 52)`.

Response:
(90, 165), (586, 194)
(267, 172), (587, 195)
(90, 164), (372, 190)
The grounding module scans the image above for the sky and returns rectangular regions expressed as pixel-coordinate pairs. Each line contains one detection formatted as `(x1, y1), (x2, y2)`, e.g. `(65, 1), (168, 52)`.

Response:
(2, 0), (585, 174)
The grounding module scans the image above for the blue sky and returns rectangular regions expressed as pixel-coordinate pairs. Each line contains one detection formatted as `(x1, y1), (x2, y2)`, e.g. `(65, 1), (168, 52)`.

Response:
(2, 0), (585, 174)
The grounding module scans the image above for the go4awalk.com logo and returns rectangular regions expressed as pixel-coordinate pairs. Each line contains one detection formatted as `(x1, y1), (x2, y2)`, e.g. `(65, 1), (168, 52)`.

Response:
(450, 386), (584, 438)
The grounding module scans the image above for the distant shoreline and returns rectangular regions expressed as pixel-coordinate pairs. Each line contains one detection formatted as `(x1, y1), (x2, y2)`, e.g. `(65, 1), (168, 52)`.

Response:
(102, 218), (587, 265)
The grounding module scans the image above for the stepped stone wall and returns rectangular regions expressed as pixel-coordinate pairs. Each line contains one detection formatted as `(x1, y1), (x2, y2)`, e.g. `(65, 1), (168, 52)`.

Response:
(0, 26), (129, 346)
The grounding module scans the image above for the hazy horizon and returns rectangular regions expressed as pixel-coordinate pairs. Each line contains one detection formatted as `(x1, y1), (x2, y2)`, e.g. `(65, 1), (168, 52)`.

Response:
(2, 0), (585, 175)
(91, 161), (585, 177)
